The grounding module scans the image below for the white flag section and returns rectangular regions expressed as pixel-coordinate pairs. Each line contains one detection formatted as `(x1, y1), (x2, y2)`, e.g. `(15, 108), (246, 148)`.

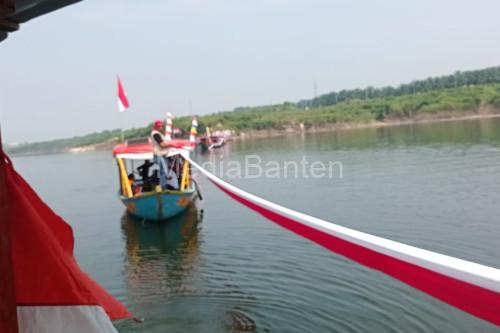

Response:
(17, 306), (118, 333)
(183, 152), (500, 326)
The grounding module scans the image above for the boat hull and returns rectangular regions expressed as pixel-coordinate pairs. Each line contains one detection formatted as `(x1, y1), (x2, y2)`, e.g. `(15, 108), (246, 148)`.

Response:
(120, 187), (197, 221)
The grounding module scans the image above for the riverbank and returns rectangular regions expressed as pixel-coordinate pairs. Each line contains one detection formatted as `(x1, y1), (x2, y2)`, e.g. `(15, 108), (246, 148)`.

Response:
(67, 138), (119, 154)
(61, 109), (500, 153)
(7, 81), (500, 155)
(235, 108), (500, 139)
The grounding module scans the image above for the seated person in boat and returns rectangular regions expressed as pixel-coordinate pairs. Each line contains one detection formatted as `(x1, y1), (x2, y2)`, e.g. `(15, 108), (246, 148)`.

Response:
(169, 155), (184, 186)
(128, 173), (141, 195)
(166, 167), (179, 190)
(150, 120), (171, 190)
(128, 173), (134, 188)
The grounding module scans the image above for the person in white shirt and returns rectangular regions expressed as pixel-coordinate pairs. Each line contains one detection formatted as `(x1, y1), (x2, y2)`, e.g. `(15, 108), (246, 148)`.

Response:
(166, 168), (179, 190)
(150, 120), (170, 190)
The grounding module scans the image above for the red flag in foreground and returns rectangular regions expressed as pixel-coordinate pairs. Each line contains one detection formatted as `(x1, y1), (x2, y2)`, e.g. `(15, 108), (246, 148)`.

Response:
(1, 151), (131, 333)
(117, 77), (130, 112)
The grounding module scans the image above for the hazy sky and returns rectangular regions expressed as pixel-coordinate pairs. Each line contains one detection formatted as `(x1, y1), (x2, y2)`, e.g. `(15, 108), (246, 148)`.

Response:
(2, 0), (500, 143)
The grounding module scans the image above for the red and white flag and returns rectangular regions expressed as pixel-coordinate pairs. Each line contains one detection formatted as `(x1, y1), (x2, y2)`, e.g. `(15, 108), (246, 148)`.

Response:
(117, 77), (130, 112)
(1, 150), (131, 333)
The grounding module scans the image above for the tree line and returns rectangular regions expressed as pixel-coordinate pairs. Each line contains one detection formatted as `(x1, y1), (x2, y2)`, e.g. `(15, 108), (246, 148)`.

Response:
(297, 66), (500, 108)
(7, 66), (500, 154)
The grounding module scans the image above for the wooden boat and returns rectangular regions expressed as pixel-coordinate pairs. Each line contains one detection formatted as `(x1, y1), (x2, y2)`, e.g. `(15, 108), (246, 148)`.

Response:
(208, 136), (226, 149)
(197, 127), (227, 152)
(112, 139), (199, 221)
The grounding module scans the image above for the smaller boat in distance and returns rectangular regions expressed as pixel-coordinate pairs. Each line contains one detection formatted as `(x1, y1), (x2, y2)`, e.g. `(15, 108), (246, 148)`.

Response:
(113, 138), (199, 221)
(198, 127), (228, 152)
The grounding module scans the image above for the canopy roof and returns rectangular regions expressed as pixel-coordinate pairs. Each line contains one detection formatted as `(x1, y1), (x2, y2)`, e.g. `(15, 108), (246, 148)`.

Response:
(112, 139), (194, 160)
(0, 0), (82, 42)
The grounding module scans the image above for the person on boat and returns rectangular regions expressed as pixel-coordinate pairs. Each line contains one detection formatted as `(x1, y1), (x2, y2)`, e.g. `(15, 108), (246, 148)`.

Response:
(137, 159), (153, 183)
(166, 167), (179, 190)
(137, 159), (155, 192)
(127, 173), (141, 195)
(151, 120), (171, 190)
(128, 173), (135, 188)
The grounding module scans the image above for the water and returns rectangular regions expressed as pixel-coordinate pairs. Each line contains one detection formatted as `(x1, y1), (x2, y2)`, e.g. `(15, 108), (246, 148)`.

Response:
(12, 118), (500, 332)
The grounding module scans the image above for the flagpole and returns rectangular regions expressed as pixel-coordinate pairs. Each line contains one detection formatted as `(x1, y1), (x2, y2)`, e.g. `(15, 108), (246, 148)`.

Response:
(117, 110), (124, 143)
(120, 125), (124, 143)
(118, 105), (125, 143)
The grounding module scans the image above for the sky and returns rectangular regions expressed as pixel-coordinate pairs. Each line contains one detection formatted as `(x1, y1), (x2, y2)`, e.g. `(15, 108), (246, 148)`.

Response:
(2, 0), (500, 144)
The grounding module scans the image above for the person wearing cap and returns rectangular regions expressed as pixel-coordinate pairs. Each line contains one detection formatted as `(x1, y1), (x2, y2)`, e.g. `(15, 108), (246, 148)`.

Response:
(150, 120), (171, 190)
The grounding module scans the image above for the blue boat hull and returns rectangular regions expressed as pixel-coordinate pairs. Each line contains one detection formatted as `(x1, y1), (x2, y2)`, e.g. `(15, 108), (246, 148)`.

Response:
(120, 186), (197, 221)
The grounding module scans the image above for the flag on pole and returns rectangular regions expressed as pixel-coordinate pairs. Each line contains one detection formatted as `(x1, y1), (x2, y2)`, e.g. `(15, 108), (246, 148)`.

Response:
(1, 150), (131, 333)
(117, 77), (130, 112)
(190, 117), (198, 143)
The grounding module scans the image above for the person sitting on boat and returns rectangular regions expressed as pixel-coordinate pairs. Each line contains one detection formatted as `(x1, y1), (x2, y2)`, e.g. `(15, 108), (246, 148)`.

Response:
(128, 173), (141, 195)
(166, 167), (179, 190)
(151, 120), (171, 190)
(128, 173), (135, 188)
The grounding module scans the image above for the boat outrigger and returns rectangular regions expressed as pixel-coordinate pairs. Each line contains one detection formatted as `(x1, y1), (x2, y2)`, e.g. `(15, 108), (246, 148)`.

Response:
(113, 138), (199, 221)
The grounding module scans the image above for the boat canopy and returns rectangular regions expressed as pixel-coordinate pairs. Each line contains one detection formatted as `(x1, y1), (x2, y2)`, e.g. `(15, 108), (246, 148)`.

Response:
(113, 139), (193, 160)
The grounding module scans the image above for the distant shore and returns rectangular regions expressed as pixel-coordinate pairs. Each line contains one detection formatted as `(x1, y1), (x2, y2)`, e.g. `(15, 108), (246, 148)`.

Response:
(8, 108), (500, 157)
(8, 74), (500, 156)
(233, 109), (500, 139)
(61, 109), (500, 154)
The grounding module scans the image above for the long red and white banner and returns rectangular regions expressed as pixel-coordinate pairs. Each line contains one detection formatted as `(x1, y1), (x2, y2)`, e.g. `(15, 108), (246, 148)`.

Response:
(186, 156), (500, 326)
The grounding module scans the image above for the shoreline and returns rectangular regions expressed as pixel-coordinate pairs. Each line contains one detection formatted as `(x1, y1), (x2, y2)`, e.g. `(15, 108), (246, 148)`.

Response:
(234, 110), (500, 140)
(10, 110), (500, 156)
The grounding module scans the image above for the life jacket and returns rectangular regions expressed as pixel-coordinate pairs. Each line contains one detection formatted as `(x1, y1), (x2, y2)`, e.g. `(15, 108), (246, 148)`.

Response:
(150, 130), (170, 156)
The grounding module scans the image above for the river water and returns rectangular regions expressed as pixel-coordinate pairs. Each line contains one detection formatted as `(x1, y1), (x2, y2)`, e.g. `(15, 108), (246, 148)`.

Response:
(12, 118), (500, 332)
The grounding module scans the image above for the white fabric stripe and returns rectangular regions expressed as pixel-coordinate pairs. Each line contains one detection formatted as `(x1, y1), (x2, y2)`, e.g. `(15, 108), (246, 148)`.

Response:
(118, 99), (127, 112)
(116, 153), (154, 160)
(116, 149), (187, 160)
(17, 306), (118, 333)
(184, 154), (500, 292)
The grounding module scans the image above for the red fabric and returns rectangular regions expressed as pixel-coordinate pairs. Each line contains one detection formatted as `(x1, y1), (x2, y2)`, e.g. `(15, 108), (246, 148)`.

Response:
(117, 78), (129, 109)
(211, 180), (500, 326)
(3, 152), (131, 320)
(112, 140), (195, 156)
(112, 143), (151, 155)
(0, 152), (18, 333)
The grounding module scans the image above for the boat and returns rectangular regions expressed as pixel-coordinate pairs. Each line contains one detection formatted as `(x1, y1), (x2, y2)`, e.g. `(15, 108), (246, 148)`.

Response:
(112, 138), (199, 221)
(198, 127), (227, 152)
(208, 135), (226, 149)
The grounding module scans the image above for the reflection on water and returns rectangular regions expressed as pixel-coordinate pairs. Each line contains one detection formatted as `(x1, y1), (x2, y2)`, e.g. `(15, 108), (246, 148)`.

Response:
(121, 205), (204, 305)
(119, 205), (259, 332)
